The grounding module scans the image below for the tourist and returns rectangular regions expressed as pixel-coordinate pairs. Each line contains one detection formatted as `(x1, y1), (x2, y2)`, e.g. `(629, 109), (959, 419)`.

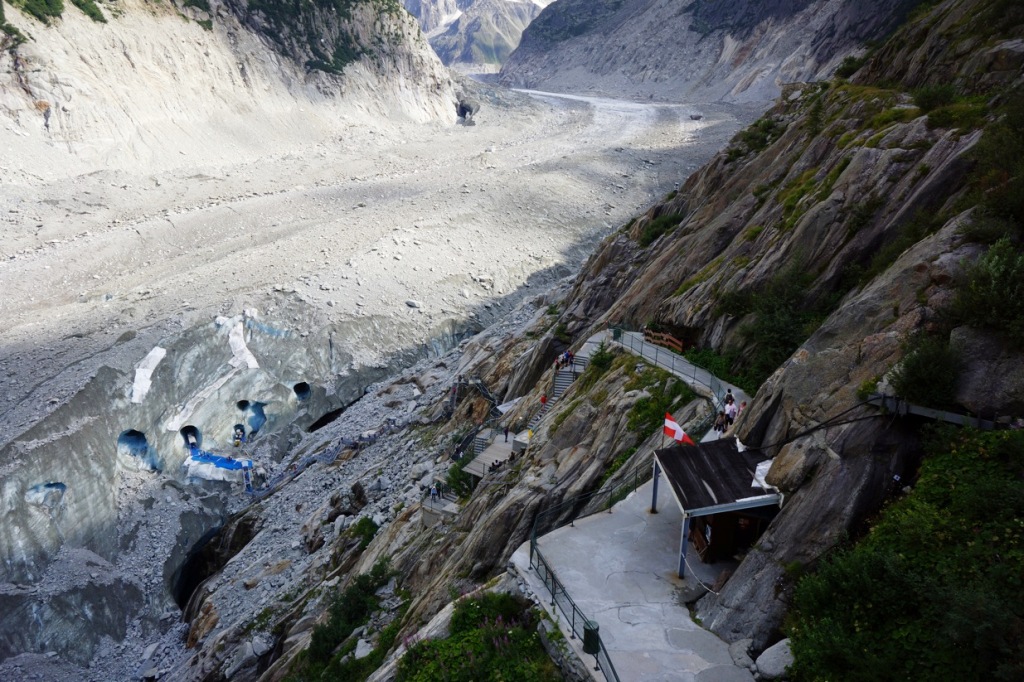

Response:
(430, 484), (438, 503)
(714, 411), (727, 437)
(725, 398), (737, 427)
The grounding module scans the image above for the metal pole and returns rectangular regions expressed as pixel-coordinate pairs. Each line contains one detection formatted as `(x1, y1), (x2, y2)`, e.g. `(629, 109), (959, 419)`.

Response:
(651, 460), (660, 513)
(679, 515), (691, 578)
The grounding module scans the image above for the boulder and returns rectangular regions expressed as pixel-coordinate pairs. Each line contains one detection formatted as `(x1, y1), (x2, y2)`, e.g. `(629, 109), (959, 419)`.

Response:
(354, 638), (374, 660)
(729, 638), (754, 669)
(755, 638), (793, 680)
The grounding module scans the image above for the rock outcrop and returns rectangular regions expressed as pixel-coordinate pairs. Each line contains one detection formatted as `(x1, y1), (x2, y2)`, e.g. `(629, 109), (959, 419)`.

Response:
(0, 0), (454, 174)
(501, 0), (917, 102)
(404, 0), (553, 69)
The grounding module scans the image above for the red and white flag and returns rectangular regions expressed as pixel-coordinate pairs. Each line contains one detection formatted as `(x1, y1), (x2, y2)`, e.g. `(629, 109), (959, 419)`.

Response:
(664, 413), (696, 446)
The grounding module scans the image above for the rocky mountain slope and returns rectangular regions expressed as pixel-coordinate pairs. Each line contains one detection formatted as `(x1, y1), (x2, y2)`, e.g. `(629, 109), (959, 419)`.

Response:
(3, 0), (1022, 679)
(403, 0), (552, 70)
(182, 0), (1024, 675)
(0, 0), (454, 176)
(547, 0), (1024, 647)
(501, 0), (922, 102)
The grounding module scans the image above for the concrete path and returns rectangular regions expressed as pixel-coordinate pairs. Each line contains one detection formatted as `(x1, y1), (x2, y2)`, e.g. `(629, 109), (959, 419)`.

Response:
(512, 478), (753, 681)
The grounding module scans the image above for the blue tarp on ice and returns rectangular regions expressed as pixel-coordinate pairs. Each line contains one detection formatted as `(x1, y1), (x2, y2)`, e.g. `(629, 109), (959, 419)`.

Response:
(189, 449), (250, 470)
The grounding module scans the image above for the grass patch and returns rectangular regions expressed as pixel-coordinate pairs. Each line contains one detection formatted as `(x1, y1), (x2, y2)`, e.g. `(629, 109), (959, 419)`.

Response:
(549, 398), (581, 434)
(743, 224), (765, 241)
(779, 169), (819, 231)
(816, 157), (851, 201)
(600, 446), (637, 486)
(623, 364), (696, 436)
(836, 130), (860, 149)
(869, 107), (918, 130)
(396, 593), (561, 681)
(789, 427), (1024, 681)
(673, 256), (724, 296)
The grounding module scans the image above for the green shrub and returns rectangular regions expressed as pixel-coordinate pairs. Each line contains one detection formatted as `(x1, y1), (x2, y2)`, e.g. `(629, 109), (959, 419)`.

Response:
(684, 348), (757, 396)
(855, 209), (943, 284)
(638, 212), (685, 247)
(855, 376), (880, 401)
(735, 116), (787, 153)
(244, 0), (389, 73)
(738, 264), (828, 389)
(790, 428), (1024, 681)
(805, 95), (825, 135)
(970, 100), (1024, 224)
(576, 341), (616, 394)
(835, 55), (866, 79)
(588, 341), (614, 372)
(912, 84), (956, 112)
(446, 444), (474, 498)
(348, 516), (379, 550)
(952, 237), (1024, 347)
(396, 593), (561, 682)
(70, 0), (104, 21)
(19, 0), (64, 23)
(926, 101), (987, 130)
(448, 592), (524, 634)
(890, 333), (960, 407)
(306, 558), (391, 664)
(553, 322), (571, 344)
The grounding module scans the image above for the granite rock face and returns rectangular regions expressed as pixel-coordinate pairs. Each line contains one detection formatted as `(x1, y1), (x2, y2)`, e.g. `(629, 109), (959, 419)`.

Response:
(501, 0), (915, 103)
(407, 0), (554, 68)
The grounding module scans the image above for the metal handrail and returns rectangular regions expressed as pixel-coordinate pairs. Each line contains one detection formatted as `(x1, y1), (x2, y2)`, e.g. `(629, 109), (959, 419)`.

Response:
(528, 463), (652, 682)
(609, 327), (730, 409)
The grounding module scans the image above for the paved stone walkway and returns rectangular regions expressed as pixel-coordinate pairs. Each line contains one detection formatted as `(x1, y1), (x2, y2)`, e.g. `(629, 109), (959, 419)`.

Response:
(512, 479), (753, 682)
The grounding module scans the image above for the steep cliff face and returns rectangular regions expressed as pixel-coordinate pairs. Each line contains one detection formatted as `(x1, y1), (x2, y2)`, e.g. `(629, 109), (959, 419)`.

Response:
(403, 0), (552, 69)
(175, 0), (1024, 675)
(500, 0), (918, 103)
(0, 0), (453, 174)
(539, 0), (1024, 646)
